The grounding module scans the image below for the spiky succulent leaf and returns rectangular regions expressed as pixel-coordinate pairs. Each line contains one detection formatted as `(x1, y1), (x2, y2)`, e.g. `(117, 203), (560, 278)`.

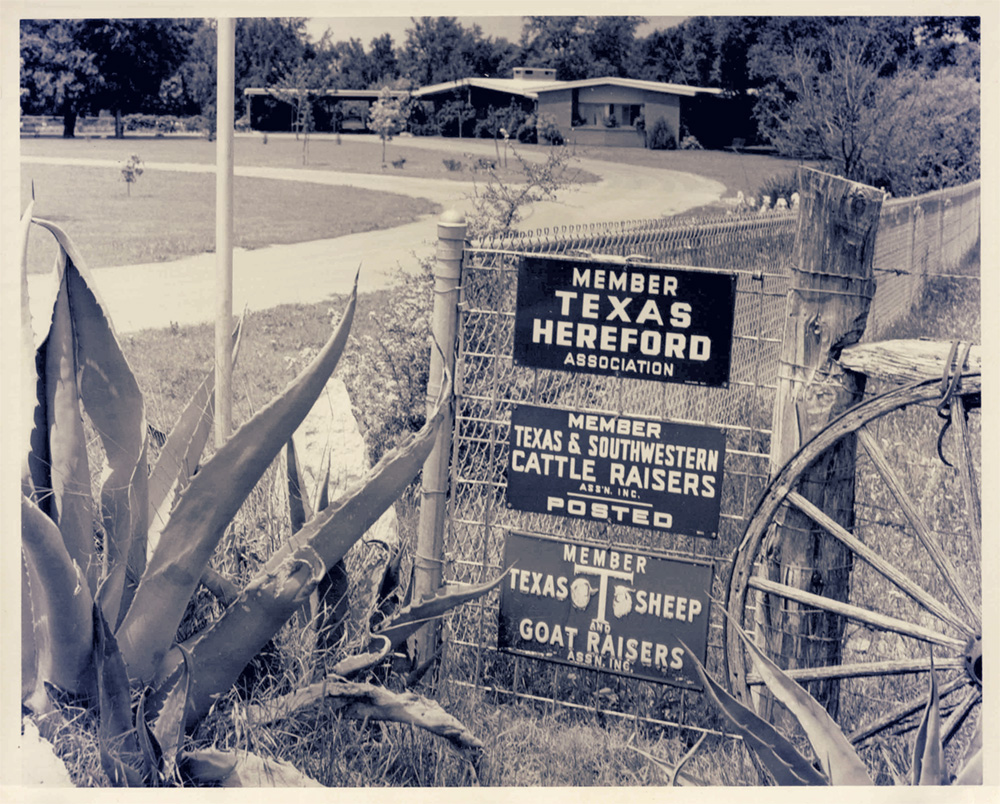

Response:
(117, 276), (358, 683)
(682, 641), (827, 785)
(331, 635), (392, 679)
(246, 678), (484, 751)
(134, 692), (164, 785)
(285, 437), (313, 534)
(911, 656), (947, 785)
(39, 245), (96, 588)
(953, 748), (982, 786)
(374, 572), (509, 655)
(724, 609), (873, 785)
(20, 201), (35, 474)
(147, 317), (244, 561)
(21, 494), (95, 706)
(167, 379), (448, 725)
(179, 748), (322, 787)
(32, 219), (150, 627)
(94, 601), (147, 786)
(146, 644), (193, 782)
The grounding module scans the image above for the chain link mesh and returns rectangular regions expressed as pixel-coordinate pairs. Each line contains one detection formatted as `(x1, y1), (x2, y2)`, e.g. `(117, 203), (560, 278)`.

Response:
(437, 180), (980, 733)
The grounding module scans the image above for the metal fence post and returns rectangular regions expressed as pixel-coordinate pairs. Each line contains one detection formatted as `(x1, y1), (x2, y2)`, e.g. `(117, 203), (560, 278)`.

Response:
(412, 209), (466, 669)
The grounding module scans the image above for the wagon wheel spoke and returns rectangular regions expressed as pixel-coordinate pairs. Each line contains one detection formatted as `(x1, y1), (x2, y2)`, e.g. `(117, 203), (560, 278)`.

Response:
(745, 656), (964, 685)
(950, 398), (981, 561)
(941, 685), (980, 746)
(847, 674), (968, 745)
(857, 426), (981, 630)
(785, 491), (973, 638)
(746, 577), (967, 651)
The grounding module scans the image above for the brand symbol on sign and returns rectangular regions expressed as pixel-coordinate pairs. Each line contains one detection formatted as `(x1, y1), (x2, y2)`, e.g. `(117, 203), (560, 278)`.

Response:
(612, 586), (634, 618)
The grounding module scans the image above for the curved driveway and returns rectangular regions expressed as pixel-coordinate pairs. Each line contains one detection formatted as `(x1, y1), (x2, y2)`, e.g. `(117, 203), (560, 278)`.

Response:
(24, 136), (723, 336)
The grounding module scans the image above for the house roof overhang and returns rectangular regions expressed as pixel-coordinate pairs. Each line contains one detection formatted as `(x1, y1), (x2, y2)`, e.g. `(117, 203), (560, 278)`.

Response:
(243, 88), (406, 101)
(531, 76), (724, 98)
(411, 77), (542, 101)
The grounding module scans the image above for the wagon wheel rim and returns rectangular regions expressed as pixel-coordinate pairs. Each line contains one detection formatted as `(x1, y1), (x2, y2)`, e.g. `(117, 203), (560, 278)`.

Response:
(725, 373), (981, 760)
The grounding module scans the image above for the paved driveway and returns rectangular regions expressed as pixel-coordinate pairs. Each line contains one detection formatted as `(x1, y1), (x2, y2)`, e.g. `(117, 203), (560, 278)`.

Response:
(24, 137), (723, 337)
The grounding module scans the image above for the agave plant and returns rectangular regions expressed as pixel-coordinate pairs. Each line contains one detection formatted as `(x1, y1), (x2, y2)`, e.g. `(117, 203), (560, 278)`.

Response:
(677, 609), (982, 786)
(20, 206), (501, 786)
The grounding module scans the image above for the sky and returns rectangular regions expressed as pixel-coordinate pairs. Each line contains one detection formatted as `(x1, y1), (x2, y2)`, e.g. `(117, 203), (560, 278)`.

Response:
(305, 16), (687, 47)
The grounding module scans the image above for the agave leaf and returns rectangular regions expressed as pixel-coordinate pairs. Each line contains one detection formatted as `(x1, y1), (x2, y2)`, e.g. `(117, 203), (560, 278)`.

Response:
(331, 635), (392, 679)
(21, 201), (41, 492)
(681, 640), (827, 785)
(134, 691), (164, 785)
(21, 494), (95, 705)
(147, 644), (193, 782)
(94, 600), (146, 786)
(178, 747), (237, 783)
(147, 315), (245, 561)
(41, 244), (97, 587)
(911, 655), (947, 785)
(33, 219), (150, 628)
(179, 748), (322, 787)
(724, 609), (873, 785)
(286, 437), (313, 534)
(246, 677), (484, 751)
(21, 555), (37, 702)
(169, 379), (448, 726)
(953, 748), (982, 786)
(118, 276), (358, 684)
(375, 571), (509, 655)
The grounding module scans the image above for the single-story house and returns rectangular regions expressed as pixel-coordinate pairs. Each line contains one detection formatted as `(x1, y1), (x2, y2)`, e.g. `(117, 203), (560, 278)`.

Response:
(244, 67), (753, 148)
(412, 67), (726, 148)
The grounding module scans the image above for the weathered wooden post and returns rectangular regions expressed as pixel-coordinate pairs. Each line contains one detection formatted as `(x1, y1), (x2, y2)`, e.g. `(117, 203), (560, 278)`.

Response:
(764, 167), (884, 717)
(412, 210), (466, 669)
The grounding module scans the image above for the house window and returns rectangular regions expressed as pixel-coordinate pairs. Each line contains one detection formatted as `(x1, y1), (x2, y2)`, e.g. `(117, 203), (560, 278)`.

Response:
(573, 102), (644, 128)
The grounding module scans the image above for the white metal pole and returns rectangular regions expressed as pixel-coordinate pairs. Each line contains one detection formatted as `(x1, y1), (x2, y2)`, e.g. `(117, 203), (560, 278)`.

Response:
(215, 18), (235, 447)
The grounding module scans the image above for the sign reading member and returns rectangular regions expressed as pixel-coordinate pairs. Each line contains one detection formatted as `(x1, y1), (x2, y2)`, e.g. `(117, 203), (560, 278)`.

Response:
(498, 531), (713, 689)
(507, 405), (726, 538)
(513, 255), (737, 386)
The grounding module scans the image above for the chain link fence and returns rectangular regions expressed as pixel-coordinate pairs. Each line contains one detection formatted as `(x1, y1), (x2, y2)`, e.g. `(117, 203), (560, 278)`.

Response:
(437, 179), (979, 735)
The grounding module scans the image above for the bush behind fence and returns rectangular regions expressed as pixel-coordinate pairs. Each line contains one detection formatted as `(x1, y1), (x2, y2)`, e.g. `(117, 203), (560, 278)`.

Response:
(440, 180), (979, 734)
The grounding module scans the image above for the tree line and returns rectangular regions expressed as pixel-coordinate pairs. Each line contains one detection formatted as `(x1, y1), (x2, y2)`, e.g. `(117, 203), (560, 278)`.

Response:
(21, 15), (979, 194)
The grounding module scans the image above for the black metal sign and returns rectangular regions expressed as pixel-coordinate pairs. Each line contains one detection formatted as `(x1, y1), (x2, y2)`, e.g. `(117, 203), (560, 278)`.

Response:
(506, 405), (726, 538)
(499, 531), (713, 689)
(513, 255), (737, 387)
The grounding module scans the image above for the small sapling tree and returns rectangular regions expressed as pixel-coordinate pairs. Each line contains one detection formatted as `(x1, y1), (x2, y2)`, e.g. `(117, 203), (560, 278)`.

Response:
(367, 87), (409, 168)
(120, 154), (143, 196)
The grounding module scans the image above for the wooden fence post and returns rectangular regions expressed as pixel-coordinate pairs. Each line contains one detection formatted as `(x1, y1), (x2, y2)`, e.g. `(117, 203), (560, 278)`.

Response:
(412, 210), (466, 669)
(765, 167), (884, 717)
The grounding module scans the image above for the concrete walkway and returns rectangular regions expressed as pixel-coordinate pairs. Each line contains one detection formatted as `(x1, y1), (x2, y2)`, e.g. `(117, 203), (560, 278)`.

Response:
(24, 139), (724, 337)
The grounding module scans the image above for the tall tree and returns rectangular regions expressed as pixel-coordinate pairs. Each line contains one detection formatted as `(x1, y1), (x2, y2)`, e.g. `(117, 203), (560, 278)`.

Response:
(584, 16), (645, 77)
(76, 19), (196, 138)
(751, 17), (978, 193)
(519, 16), (590, 79)
(367, 33), (399, 86)
(399, 17), (475, 86)
(20, 19), (97, 136)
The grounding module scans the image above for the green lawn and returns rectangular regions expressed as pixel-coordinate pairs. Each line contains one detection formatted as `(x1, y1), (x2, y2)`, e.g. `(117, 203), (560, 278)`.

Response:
(20, 133), (598, 185)
(572, 143), (819, 199)
(20, 162), (439, 274)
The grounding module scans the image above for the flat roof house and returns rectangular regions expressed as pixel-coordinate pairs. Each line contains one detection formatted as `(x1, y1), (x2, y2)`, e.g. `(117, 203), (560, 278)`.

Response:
(246, 68), (733, 148)
(413, 68), (724, 148)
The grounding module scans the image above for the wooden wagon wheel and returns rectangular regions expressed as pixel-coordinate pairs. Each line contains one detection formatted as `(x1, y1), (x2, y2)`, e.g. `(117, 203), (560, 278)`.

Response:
(725, 365), (981, 773)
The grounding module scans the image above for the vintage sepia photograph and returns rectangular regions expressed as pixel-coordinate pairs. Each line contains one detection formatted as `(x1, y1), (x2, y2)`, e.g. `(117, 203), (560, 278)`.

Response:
(6, 5), (990, 791)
